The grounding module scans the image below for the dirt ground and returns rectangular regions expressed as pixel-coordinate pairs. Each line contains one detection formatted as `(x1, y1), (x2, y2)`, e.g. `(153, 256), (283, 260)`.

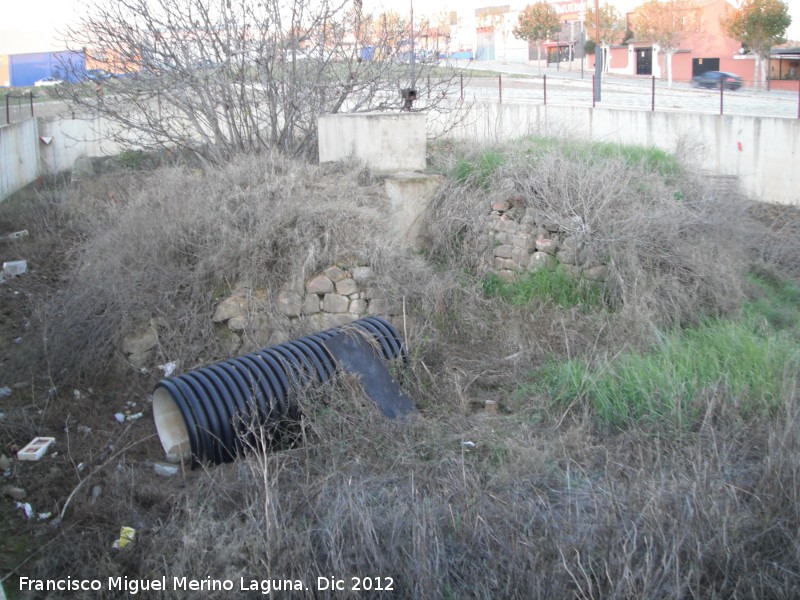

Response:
(0, 181), (171, 598)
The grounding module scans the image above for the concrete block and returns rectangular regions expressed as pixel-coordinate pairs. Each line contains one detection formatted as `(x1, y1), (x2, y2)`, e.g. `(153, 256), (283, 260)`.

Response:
(384, 172), (443, 247)
(318, 112), (427, 172)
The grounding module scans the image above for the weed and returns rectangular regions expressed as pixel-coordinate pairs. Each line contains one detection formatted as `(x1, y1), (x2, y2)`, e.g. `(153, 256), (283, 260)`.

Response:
(482, 265), (604, 309)
(536, 318), (800, 428)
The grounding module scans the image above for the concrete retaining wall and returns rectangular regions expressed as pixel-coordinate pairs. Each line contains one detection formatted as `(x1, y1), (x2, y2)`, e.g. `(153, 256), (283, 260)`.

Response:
(318, 112), (427, 172)
(39, 117), (122, 176)
(442, 102), (800, 206)
(0, 119), (40, 200)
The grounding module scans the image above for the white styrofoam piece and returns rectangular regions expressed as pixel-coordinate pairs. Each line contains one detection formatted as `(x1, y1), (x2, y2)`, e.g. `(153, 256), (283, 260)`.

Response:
(17, 437), (56, 461)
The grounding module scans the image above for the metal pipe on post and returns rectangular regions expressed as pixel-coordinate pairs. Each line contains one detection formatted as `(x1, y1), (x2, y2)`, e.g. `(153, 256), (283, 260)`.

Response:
(5, 93), (9, 125)
(593, 0), (601, 102)
(499, 73), (502, 104)
(720, 77), (724, 115)
(544, 74), (547, 105)
(592, 75), (596, 107)
(29, 92), (34, 118)
(651, 76), (655, 112)
(410, 0), (415, 66)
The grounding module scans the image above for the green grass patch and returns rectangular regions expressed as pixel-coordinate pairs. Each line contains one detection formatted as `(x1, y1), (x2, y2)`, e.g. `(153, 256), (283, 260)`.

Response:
(520, 137), (682, 178)
(482, 265), (604, 309)
(453, 149), (506, 188)
(745, 269), (800, 334)
(535, 318), (800, 429)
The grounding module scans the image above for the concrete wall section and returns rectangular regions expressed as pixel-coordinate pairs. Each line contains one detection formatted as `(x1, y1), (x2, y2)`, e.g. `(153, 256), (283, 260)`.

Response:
(318, 112), (427, 172)
(39, 117), (123, 175)
(443, 102), (799, 206)
(0, 118), (40, 200)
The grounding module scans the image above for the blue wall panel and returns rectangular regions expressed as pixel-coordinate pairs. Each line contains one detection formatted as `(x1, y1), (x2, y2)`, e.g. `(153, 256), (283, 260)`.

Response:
(10, 51), (86, 86)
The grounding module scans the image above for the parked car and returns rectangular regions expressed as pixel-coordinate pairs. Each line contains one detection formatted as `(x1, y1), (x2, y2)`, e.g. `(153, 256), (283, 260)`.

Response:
(87, 68), (111, 80)
(33, 76), (62, 87)
(691, 71), (743, 90)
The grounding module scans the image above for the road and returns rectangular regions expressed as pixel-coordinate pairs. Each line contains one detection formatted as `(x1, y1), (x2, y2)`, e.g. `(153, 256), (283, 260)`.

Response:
(453, 60), (800, 119)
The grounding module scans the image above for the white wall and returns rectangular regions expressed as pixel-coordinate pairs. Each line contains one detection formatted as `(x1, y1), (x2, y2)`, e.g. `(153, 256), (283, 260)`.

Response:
(440, 102), (800, 206)
(318, 112), (427, 172)
(39, 116), (123, 175)
(0, 119), (40, 200)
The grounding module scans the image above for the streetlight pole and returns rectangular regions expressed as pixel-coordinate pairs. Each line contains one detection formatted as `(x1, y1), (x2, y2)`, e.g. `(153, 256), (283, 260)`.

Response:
(594, 0), (602, 102)
(410, 0), (415, 65)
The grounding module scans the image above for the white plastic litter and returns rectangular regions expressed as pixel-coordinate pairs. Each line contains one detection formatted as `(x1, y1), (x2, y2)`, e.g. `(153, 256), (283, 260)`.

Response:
(126, 412), (144, 421)
(16, 502), (33, 519)
(17, 437), (56, 461)
(462, 441), (477, 448)
(114, 413), (126, 423)
(158, 362), (177, 377)
(2, 260), (27, 277)
(0, 387), (11, 398)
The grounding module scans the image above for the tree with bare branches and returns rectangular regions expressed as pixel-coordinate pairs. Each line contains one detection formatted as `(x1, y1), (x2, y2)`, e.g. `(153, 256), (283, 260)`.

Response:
(55, 0), (465, 163)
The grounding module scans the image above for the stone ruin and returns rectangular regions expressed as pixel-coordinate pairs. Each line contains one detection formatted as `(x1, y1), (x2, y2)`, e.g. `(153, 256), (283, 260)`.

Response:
(477, 196), (608, 283)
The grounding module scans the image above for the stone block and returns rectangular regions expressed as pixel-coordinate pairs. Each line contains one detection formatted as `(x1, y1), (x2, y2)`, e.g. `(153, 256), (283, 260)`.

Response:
(511, 249), (530, 266)
(352, 266), (375, 283)
(323, 265), (347, 283)
(213, 296), (246, 323)
(349, 299), (367, 314)
(306, 275), (334, 294)
(497, 219), (518, 234)
(302, 294), (321, 315)
(494, 257), (516, 271)
(276, 290), (303, 317)
(323, 293), (350, 314)
(228, 316), (247, 332)
(493, 244), (514, 259)
(491, 199), (510, 212)
(513, 233), (535, 250)
(535, 236), (559, 255)
(335, 278), (359, 296)
(367, 298), (390, 315)
(529, 252), (553, 270)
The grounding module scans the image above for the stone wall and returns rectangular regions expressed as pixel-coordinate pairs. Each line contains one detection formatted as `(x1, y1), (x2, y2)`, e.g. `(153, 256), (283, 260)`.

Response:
(478, 196), (607, 283)
(122, 259), (402, 368)
(210, 260), (400, 356)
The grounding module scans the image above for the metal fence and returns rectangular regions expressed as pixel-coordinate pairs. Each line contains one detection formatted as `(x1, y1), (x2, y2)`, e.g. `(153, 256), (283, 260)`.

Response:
(2, 92), (36, 126)
(446, 72), (800, 120)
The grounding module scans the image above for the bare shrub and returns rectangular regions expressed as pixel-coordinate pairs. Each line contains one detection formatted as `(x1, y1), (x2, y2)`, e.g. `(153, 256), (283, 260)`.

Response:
(424, 138), (755, 342)
(41, 153), (418, 381)
(33, 379), (798, 599)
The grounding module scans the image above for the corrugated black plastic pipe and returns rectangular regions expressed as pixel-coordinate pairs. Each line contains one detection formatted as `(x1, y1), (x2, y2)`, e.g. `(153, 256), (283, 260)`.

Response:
(152, 316), (407, 464)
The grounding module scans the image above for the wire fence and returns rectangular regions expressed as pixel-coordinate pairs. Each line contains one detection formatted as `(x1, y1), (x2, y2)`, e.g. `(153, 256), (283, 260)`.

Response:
(2, 92), (36, 126)
(449, 72), (800, 120)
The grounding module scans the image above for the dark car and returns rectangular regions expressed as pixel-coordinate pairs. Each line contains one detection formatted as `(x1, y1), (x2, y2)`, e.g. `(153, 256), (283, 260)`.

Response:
(691, 71), (743, 90)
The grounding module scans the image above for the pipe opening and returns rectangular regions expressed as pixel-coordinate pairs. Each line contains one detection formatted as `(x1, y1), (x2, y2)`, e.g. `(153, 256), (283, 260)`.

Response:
(153, 387), (191, 461)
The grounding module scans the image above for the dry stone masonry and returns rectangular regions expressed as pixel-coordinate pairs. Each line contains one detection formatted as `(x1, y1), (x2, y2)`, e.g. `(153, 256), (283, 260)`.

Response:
(478, 196), (607, 282)
(211, 260), (400, 355)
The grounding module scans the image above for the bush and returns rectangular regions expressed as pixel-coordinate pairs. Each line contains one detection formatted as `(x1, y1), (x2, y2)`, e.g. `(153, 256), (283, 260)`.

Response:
(425, 137), (754, 342)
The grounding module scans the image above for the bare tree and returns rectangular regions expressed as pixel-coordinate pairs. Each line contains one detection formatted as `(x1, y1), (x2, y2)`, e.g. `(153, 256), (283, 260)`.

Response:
(56, 0), (465, 163)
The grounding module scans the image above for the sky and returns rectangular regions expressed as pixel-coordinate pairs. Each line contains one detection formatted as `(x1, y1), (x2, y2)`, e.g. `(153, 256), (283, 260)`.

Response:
(2, 0), (800, 54)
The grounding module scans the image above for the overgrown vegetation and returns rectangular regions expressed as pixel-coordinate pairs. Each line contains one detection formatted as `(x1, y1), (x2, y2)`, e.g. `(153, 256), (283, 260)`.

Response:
(482, 265), (605, 309)
(2, 136), (799, 598)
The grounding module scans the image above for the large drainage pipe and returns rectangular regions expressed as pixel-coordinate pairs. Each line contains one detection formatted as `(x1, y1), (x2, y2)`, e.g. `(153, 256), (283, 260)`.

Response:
(153, 316), (408, 464)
